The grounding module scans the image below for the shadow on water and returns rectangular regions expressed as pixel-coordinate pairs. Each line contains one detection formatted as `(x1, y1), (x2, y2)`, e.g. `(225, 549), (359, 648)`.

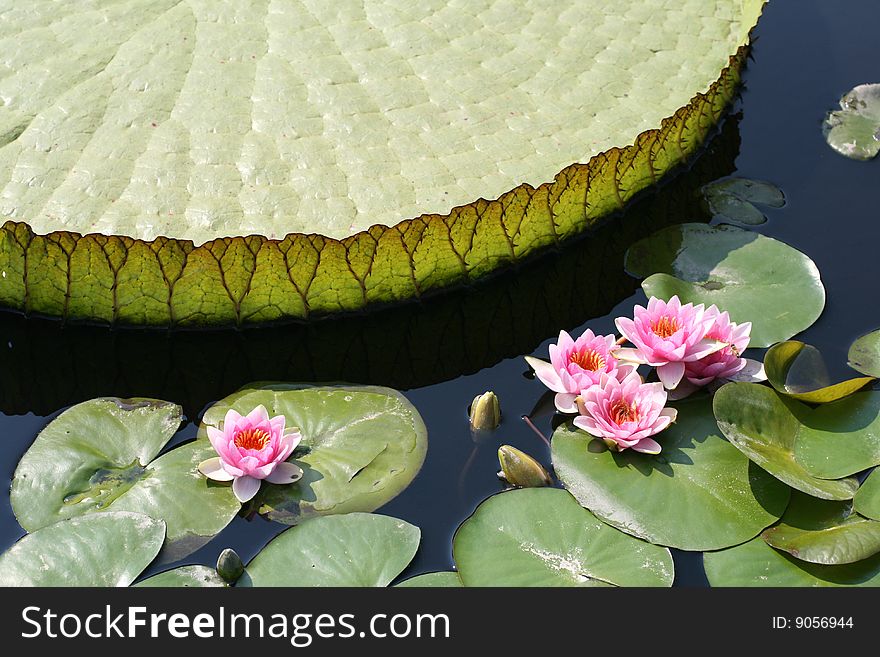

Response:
(0, 114), (741, 419)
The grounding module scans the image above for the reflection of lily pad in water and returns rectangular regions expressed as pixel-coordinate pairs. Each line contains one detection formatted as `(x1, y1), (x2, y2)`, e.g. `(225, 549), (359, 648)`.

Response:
(701, 176), (784, 226)
(0, 1), (763, 325)
(199, 384), (427, 525)
(823, 83), (880, 160)
(11, 398), (241, 561)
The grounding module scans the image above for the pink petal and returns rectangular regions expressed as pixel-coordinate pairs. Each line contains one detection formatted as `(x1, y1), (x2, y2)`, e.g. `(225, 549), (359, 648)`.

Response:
(632, 437), (662, 454)
(657, 362), (686, 389)
(554, 392), (580, 414)
(265, 462), (304, 485)
(223, 408), (243, 431)
(198, 457), (234, 482)
(728, 359), (766, 382)
(232, 475), (261, 503)
(613, 347), (651, 365)
(245, 405), (270, 425)
(525, 356), (566, 393)
(221, 461), (245, 478)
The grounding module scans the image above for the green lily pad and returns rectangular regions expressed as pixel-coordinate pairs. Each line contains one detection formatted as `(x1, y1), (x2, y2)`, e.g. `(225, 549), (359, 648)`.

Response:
(199, 384), (427, 525)
(395, 572), (463, 588)
(848, 329), (880, 378)
(791, 392), (880, 479)
(713, 383), (859, 499)
(453, 488), (673, 586)
(624, 223), (825, 348)
(135, 565), (228, 588)
(702, 177), (784, 226)
(704, 537), (880, 587)
(823, 83), (880, 161)
(765, 341), (874, 403)
(855, 469), (880, 521)
(242, 513), (420, 587)
(0, 512), (164, 587)
(11, 398), (241, 560)
(551, 396), (789, 550)
(761, 492), (880, 565)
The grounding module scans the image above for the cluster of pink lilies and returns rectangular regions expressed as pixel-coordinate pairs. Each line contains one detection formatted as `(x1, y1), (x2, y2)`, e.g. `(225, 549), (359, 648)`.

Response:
(526, 296), (765, 454)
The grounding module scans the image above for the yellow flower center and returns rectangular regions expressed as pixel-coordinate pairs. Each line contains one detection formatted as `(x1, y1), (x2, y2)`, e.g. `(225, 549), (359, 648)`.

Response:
(651, 315), (681, 339)
(570, 348), (605, 371)
(610, 400), (639, 425)
(234, 428), (271, 451)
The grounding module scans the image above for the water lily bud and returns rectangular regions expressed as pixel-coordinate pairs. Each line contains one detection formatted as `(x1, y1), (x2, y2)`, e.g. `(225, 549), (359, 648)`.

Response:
(469, 391), (501, 431)
(216, 548), (245, 583)
(497, 445), (552, 488)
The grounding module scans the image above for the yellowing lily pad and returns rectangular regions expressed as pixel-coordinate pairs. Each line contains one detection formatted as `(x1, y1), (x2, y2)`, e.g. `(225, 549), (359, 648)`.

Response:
(764, 341), (874, 404)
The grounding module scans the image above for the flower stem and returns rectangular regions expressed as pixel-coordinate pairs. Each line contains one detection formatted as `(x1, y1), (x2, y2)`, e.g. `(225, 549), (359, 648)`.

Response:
(521, 415), (551, 448)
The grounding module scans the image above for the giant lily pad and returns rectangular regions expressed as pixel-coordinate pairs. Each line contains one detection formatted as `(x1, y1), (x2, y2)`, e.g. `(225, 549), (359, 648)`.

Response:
(199, 384), (427, 524)
(624, 223), (825, 347)
(822, 83), (880, 161)
(849, 329), (880, 378)
(395, 572), (463, 588)
(701, 176), (784, 226)
(551, 396), (789, 550)
(11, 398), (241, 560)
(791, 392), (880, 480)
(0, 512), (164, 587)
(713, 383), (859, 499)
(764, 341), (874, 404)
(855, 469), (880, 521)
(0, 2), (763, 326)
(135, 565), (228, 588)
(452, 488), (673, 587)
(704, 538), (880, 587)
(242, 513), (420, 587)
(761, 492), (880, 565)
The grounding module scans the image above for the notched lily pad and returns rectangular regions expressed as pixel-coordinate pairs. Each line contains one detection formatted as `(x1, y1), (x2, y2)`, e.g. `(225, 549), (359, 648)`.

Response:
(199, 384), (427, 525)
(624, 223), (825, 347)
(761, 492), (880, 565)
(552, 396), (789, 550)
(702, 176), (784, 226)
(713, 383), (859, 499)
(848, 329), (880, 378)
(765, 340), (874, 404)
(11, 397), (241, 560)
(823, 83), (880, 160)
(452, 488), (673, 587)
(0, 512), (164, 587)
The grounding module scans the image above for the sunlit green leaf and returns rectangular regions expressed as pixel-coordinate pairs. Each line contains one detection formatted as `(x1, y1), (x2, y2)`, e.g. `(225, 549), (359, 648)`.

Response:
(764, 341), (873, 404)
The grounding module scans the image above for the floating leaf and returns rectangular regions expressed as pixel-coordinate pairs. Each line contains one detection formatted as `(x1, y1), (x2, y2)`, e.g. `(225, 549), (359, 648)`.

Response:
(625, 223), (825, 347)
(200, 384), (427, 524)
(848, 329), (880, 378)
(0, 512), (164, 587)
(704, 537), (880, 587)
(764, 341), (874, 403)
(552, 396), (788, 550)
(713, 383), (859, 499)
(11, 398), (240, 560)
(791, 392), (880, 479)
(453, 488), (673, 586)
(823, 83), (880, 160)
(395, 572), (463, 588)
(762, 492), (880, 565)
(855, 469), (880, 521)
(702, 176), (784, 226)
(0, 3), (763, 326)
(242, 513), (420, 587)
(135, 566), (228, 588)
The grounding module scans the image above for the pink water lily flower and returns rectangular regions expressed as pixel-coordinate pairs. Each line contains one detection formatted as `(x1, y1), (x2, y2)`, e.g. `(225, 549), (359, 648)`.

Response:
(525, 329), (635, 413)
(198, 405), (303, 503)
(614, 295), (726, 390)
(670, 306), (766, 399)
(574, 371), (677, 454)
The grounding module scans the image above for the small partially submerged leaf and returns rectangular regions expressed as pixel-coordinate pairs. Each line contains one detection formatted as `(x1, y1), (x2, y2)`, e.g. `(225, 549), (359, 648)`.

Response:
(625, 223), (825, 347)
(135, 565), (227, 588)
(761, 492), (880, 565)
(855, 469), (880, 521)
(0, 512), (164, 587)
(552, 396), (789, 550)
(823, 83), (880, 160)
(704, 537), (880, 587)
(199, 384), (427, 524)
(453, 488), (673, 587)
(11, 398), (240, 560)
(848, 329), (880, 378)
(702, 176), (784, 226)
(395, 572), (463, 588)
(764, 340), (874, 403)
(713, 383), (859, 499)
(242, 513), (420, 587)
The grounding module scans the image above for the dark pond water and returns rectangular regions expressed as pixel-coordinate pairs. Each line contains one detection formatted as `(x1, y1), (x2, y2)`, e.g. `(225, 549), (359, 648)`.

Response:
(1, 0), (877, 585)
